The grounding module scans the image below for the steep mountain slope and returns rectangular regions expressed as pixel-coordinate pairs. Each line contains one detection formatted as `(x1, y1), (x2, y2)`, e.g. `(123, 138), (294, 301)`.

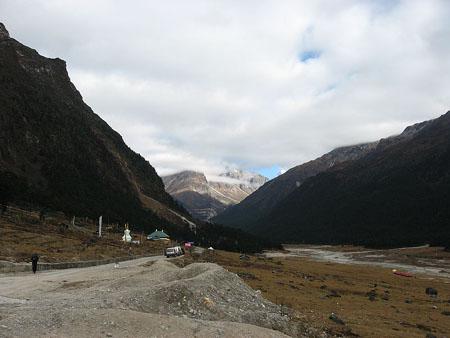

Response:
(214, 143), (378, 228)
(259, 111), (450, 248)
(0, 23), (189, 231)
(214, 121), (431, 230)
(163, 170), (267, 221)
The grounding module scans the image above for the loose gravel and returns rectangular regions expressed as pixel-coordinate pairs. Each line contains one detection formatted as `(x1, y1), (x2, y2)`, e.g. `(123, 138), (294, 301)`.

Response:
(0, 257), (299, 337)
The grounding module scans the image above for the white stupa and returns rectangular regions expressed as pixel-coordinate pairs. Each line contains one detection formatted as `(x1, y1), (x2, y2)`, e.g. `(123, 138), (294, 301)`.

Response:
(122, 223), (132, 243)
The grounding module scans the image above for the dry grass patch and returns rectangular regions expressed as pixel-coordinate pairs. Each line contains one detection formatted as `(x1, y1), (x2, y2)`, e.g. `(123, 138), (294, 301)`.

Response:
(0, 212), (171, 263)
(177, 249), (450, 338)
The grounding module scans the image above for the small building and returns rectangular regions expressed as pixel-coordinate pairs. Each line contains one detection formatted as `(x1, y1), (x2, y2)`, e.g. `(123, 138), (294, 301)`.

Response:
(147, 229), (170, 241)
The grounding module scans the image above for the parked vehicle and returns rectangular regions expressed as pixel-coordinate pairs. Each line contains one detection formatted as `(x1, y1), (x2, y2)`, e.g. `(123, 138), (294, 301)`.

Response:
(165, 246), (185, 258)
(174, 246), (184, 255)
(165, 247), (177, 258)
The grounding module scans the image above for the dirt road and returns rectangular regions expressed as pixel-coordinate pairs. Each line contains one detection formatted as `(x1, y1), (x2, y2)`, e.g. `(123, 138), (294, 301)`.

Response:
(0, 256), (163, 295)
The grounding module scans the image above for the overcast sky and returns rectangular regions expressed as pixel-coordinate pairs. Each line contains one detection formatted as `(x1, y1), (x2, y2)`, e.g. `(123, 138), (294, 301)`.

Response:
(1, 0), (449, 178)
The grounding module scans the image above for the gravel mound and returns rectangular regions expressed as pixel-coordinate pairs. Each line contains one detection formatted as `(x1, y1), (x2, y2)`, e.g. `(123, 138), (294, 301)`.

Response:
(0, 258), (301, 337)
(120, 260), (296, 334)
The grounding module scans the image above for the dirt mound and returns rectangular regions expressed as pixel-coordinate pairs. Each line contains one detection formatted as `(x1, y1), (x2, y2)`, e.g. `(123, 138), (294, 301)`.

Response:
(0, 257), (299, 337)
(3, 308), (289, 338)
(119, 260), (295, 334)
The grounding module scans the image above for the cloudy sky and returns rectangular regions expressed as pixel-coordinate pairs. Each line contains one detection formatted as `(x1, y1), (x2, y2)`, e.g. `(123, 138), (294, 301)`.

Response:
(1, 0), (449, 178)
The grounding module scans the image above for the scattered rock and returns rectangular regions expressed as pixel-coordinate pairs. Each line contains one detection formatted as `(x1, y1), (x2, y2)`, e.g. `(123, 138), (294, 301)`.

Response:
(425, 287), (438, 297)
(329, 313), (345, 325)
(381, 291), (390, 301)
(326, 289), (341, 298)
(400, 321), (415, 328)
(417, 323), (433, 332)
(239, 254), (250, 261)
(341, 328), (360, 337)
(236, 272), (259, 280)
(366, 290), (377, 301)
(202, 297), (214, 309)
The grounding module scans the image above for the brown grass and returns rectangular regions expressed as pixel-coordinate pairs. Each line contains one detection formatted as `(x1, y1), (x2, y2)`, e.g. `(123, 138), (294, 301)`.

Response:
(178, 250), (450, 338)
(0, 208), (172, 263)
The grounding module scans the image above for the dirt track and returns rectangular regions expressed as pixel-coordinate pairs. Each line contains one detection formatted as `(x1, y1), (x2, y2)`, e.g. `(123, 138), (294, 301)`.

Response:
(0, 257), (292, 338)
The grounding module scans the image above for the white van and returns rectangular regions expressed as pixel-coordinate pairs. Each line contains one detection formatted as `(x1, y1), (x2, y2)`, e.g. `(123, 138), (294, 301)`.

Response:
(174, 246), (184, 256)
(165, 246), (184, 258)
(165, 247), (177, 258)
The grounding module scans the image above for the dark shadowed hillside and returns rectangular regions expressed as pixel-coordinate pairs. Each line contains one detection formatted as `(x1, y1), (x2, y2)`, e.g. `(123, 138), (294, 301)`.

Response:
(257, 112), (450, 248)
(214, 143), (379, 229)
(214, 120), (432, 233)
(0, 23), (185, 229)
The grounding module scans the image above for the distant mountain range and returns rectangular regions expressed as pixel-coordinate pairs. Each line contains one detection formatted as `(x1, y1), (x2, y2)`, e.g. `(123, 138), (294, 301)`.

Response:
(215, 114), (450, 248)
(163, 170), (268, 221)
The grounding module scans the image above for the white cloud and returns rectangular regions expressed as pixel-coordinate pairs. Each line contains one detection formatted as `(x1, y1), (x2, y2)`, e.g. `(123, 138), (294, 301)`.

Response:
(1, 0), (449, 176)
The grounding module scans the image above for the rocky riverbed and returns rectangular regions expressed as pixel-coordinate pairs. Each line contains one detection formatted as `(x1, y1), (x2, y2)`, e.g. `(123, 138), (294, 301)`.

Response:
(265, 245), (450, 279)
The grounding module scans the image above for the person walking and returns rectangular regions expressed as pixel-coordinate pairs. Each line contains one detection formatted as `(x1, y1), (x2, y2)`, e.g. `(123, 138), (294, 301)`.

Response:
(31, 254), (39, 274)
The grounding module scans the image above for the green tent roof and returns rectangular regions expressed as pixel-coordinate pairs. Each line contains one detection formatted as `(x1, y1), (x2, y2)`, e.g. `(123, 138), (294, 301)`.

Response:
(147, 229), (169, 240)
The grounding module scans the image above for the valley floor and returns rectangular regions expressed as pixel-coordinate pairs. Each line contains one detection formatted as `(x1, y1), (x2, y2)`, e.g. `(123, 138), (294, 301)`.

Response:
(267, 244), (450, 278)
(179, 248), (450, 338)
(2, 207), (450, 337)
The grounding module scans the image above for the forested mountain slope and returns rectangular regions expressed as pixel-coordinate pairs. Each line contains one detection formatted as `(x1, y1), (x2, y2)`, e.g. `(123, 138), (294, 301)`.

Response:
(258, 112), (450, 248)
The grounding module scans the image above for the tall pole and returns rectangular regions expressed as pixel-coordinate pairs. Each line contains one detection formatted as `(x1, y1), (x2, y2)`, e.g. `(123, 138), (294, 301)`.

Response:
(98, 216), (102, 238)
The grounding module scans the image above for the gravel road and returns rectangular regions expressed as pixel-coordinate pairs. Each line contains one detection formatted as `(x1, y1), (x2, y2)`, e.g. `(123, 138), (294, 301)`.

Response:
(0, 256), (292, 337)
